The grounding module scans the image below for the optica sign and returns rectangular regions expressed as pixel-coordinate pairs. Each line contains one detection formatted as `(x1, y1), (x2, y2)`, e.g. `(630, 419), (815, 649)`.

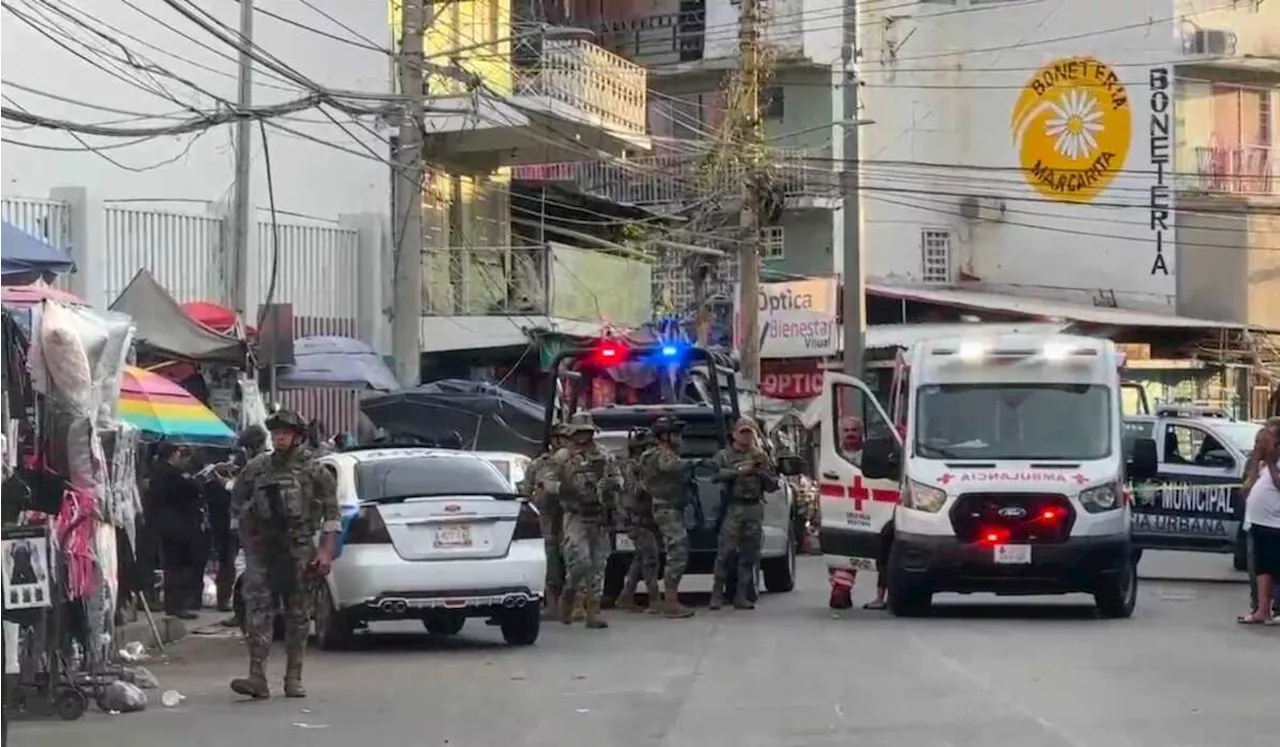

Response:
(734, 278), (838, 358)
(760, 358), (825, 400)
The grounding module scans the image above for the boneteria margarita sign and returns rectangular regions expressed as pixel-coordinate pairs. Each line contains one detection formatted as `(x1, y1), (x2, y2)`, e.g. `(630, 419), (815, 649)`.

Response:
(1011, 57), (1133, 204)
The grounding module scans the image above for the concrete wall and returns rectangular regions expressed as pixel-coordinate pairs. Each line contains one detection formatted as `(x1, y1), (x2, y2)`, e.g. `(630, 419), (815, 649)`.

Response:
(1176, 194), (1280, 330)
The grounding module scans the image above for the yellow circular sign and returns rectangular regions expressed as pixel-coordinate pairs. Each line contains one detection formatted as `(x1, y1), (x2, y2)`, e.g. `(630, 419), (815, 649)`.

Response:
(1011, 57), (1132, 203)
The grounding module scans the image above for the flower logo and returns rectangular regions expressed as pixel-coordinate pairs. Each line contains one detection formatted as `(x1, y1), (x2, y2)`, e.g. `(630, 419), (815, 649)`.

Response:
(1044, 89), (1104, 161)
(1010, 57), (1132, 204)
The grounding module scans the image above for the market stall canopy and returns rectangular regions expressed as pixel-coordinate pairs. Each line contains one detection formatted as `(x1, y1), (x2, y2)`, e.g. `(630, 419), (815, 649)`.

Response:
(0, 282), (84, 307)
(109, 269), (245, 365)
(361, 379), (546, 455)
(1, 221), (75, 284)
(278, 335), (398, 391)
(182, 300), (256, 336)
(119, 365), (235, 445)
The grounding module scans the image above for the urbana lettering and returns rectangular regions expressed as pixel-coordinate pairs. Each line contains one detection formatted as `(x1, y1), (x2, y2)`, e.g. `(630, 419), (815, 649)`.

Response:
(960, 471), (1068, 483)
(1156, 483), (1234, 515)
(1132, 513), (1227, 537)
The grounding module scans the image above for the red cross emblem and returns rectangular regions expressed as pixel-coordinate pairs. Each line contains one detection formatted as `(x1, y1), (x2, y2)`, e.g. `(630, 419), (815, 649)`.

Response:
(1072, 473), (1088, 485)
(821, 476), (900, 511)
(938, 473), (953, 485)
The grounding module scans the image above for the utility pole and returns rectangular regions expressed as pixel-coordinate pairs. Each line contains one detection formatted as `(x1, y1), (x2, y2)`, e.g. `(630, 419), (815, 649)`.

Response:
(230, 0), (254, 324)
(736, 0), (764, 386)
(839, 4), (866, 379)
(391, 0), (426, 387)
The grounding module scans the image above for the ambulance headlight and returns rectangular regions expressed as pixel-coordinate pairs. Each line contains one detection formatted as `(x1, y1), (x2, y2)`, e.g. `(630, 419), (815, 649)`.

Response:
(902, 480), (946, 513)
(1079, 482), (1120, 513)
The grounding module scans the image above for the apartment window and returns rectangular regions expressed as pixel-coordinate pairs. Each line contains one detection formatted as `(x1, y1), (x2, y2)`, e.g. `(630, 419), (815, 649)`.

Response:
(1211, 84), (1272, 148)
(921, 229), (952, 283)
(761, 225), (784, 260)
(762, 86), (784, 120)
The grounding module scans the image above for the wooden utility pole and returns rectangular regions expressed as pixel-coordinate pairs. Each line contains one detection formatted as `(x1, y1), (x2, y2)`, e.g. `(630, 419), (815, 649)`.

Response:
(391, 0), (426, 387)
(736, 0), (764, 385)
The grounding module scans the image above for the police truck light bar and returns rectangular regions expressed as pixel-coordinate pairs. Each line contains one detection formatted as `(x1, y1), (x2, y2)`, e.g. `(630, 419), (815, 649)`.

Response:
(591, 339), (628, 366)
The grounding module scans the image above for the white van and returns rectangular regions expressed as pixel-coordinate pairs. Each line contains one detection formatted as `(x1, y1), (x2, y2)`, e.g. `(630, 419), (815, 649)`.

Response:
(818, 333), (1155, 618)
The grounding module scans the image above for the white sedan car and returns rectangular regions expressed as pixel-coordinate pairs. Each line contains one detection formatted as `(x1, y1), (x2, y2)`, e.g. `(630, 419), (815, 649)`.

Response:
(238, 447), (547, 648)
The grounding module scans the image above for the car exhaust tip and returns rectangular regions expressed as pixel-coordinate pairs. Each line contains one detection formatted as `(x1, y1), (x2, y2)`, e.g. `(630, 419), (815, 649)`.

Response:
(380, 599), (409, 614)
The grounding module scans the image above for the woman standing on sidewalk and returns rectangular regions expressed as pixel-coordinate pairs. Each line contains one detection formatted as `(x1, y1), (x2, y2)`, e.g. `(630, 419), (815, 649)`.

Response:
(1239, 418), (1280, 625)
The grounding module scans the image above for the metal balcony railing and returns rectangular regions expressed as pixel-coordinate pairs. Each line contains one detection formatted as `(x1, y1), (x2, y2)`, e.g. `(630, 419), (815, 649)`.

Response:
(1193, 145), (1276, 195)
(423, 244), (549, 316)
(512, 27), (648, 136)
(512, 148), (838, 206)
(586, 9), (706, 64)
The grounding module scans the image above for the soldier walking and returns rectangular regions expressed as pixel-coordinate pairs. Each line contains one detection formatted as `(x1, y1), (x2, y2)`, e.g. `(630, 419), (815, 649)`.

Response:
(229, 410), (340, 699)
(521, 424), (568, 620)
(616, 429), (661, 614)
(546, 413), (621, 629)
(641, 416), (696, 618)
(709, 418), (778, 611)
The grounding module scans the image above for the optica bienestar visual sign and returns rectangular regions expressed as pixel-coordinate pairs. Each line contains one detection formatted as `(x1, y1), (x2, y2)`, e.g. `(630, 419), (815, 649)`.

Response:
(734, 278), (838, 358)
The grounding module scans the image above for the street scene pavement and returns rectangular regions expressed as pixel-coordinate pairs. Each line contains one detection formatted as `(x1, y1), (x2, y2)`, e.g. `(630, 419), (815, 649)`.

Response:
(10, 552), (1276, 747)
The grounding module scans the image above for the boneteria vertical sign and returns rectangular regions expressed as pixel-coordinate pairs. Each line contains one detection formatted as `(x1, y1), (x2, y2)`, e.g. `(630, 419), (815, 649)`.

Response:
(1147, 66), (1172, 276)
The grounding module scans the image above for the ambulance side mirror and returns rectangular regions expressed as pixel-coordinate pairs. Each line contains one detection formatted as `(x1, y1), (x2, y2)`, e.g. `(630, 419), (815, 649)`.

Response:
(1128, 437), (1158, 481)
(861, 437), (900, 481)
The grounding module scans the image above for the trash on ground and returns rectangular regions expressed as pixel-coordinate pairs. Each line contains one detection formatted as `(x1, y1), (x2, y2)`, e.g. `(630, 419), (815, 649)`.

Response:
(100, 681), (148, 713)
(160, 690), (185, 708)
(118, 641), (149, 662)
(121, 665), (160, 689)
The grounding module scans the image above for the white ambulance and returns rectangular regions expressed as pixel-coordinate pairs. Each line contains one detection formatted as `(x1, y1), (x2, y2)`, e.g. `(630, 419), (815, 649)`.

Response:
(818, 333), (1156, 618)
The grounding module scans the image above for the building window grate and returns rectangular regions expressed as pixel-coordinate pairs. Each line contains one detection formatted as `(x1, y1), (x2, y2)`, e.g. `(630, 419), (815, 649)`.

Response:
(761, 225), (784, 260)
(921, 229), (952, 283)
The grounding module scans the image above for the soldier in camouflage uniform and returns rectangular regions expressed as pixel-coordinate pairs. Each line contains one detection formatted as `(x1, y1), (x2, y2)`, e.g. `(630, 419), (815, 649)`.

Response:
(544, 412), (621, 629)
(641, 416), (696, 618)
(616, 429), (661, 614)
(520, 424), (568, 620)
(229, 409), (340, 699)
(709, 418), (778, 610)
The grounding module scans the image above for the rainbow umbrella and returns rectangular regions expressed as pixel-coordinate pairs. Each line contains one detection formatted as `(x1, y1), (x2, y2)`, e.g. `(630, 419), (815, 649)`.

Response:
(118, 365), (235, 445)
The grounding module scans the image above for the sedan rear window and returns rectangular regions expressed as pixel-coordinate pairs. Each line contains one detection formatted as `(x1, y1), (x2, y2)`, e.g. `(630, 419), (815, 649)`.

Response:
(355, 456), (513, 502)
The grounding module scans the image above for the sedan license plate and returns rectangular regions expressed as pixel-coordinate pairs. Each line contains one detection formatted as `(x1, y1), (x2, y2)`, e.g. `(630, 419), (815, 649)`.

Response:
(993, 544), (1032, 564)
(848, 557), (877, 572)
(434, 525), (473, 548)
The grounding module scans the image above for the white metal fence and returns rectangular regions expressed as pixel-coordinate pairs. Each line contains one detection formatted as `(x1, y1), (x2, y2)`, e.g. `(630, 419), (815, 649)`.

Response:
(1, 196), (71, 249)
(104, 206), (224, 303)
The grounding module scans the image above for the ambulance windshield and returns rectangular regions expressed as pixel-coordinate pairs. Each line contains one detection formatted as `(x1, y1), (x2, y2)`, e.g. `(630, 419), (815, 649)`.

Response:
(915, 383), (1112, 460)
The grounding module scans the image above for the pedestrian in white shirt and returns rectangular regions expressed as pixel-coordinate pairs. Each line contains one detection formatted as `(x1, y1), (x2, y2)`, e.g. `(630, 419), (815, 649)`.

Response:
(1239, 418), (1280, 625)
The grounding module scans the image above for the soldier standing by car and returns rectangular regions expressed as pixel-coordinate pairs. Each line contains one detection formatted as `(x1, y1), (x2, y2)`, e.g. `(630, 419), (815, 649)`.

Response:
(229, 410), (340, 699)
(641, 416), (697, 619)
(521, 424), (568, 620)
(545, 413), (621, 629)
(709, 419), (778, 610)
(616, 428), (662, 614)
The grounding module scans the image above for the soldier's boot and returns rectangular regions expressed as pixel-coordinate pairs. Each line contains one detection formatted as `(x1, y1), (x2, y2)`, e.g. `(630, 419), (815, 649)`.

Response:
(283, 652), (306, 698)
(644, 576), (662, 615)
(733, 577), (756, 610)
(572, 597), (587, 623)
(542, 587), (562, 621)
(230, 659), (270, 699)
(615, 588), (637, 611)
(557, 589), (578, 625)
(661, 582), (695, 619)
(583, 595), (609, 630)
(708, 577), (726, 610)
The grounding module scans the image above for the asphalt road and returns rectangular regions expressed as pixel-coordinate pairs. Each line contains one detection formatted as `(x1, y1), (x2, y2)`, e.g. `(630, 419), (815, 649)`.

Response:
(10, 551), (1277, 747)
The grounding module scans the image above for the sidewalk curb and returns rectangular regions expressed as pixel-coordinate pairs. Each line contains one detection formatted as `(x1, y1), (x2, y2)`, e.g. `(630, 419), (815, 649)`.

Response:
(1139, 574), (1248, 585)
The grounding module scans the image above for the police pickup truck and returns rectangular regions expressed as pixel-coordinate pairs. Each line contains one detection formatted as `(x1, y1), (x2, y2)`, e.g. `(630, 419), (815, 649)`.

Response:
(1125, 405), (1262, 570)
(541, 340), (803, 604)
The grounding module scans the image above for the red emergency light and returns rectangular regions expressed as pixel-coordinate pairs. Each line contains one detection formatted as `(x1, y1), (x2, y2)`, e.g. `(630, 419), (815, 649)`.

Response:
(591, 339), (628, 366)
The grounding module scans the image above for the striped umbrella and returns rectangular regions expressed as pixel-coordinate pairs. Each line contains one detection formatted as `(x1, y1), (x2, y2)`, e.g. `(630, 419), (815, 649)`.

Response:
(118, 365), (235, 445)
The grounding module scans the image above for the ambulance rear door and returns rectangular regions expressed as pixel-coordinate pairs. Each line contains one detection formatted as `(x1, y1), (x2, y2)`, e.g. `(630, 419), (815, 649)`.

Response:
(818, 372), (903, 572)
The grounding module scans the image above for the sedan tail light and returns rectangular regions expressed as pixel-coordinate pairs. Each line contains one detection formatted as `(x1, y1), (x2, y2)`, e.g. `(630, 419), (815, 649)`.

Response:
(347, 506), (392, 544)
(513, 501), (542, 541)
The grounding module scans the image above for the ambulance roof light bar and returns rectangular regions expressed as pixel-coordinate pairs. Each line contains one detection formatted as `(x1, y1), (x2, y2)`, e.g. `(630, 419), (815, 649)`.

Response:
(933, 340), (1100, 362)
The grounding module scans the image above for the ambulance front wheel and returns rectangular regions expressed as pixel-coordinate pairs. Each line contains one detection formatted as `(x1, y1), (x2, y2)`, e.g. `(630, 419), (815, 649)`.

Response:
(886, 547), (933, 618)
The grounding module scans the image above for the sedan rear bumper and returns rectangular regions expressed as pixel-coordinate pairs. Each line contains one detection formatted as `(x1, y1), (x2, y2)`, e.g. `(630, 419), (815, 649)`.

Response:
(331, 539), (546, 615)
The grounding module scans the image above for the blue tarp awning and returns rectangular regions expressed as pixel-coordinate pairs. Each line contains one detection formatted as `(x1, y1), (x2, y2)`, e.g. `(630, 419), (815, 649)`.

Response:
(1, 221), (74, 284)
(277, 335), (399, 391)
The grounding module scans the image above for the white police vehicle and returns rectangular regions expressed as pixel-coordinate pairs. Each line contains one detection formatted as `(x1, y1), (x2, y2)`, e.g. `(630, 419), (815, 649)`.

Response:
(1124, 405), (1262, 570)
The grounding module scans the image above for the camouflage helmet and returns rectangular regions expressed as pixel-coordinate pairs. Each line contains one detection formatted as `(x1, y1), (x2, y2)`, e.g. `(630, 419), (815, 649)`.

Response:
(550, 422), (571, 438)
(265, 408), (308, 433)
(564, 411), (598, 435)
(650, 416), (687, 436)
(628, 428), (652, 453)
(732, 417), (759, 436)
